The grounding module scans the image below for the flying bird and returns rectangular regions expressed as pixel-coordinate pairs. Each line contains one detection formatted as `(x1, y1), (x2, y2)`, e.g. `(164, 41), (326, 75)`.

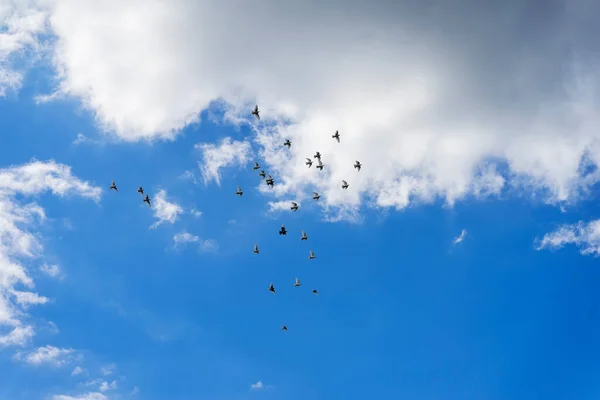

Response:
(312, 289), (318, 295)
(309, 250), (316, 260)
(236, 186), (243, 196)
(290, 202), (299, 212)
(301, 230), (308, 240)
(279, 225), (287, 235)
(252, 105), (260, 120)
(341, 180), (349, 190)
(332, 130), (340, 143)
(283, 139), (291, 149)
(259, 170), (266, 179)
(305, 158), (313, 168)
(143, 194), (151, 207)
(316, 159), (324, 171)
(253, 244), (259, 254)
(354, 160), (362, 171)
(312, 191), (320, 200)
(137, 186), (144, 195)
(268, 283), (276, 294)
(281, 325), (288, 331)
(253, 161), (260, 170)
(313, 151), (321, 159)
(109, 180), (118, 191)
(294, 277), (301, 287)
(266, 175), (274, 187)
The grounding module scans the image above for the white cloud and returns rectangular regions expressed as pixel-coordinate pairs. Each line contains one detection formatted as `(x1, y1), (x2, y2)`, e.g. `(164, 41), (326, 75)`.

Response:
(4, 1), (600, 217)
(71, 366), (87, 376)
(52, 393), (108, 400)
(72, 133), (88, 145)
(99, 380), (117, 392)
(0, 325), (34, 347)
(197, 137), (252, 186)
(190, 208), (203, 218)
(100, 363), (115, 376)
(149, 189), (183, 229)
(47, 321), (59, 334)
(15, 345), (77, 367)
(173, 231), (199, 247)
(250, 380), (264, 390)
(199, 239), (218, 253)
(40, 263), (63, 279)
(0, 159), (100, 346)
(536, 219), (600, 256)
(0, 3), (48, 96)
(453, 229), (468, 245)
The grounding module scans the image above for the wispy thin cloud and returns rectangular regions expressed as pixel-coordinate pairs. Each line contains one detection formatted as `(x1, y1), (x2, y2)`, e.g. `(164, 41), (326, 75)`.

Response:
(536, 219), (600, 256)
(452, 229), (467, 245)
(196, 137), (252, 186)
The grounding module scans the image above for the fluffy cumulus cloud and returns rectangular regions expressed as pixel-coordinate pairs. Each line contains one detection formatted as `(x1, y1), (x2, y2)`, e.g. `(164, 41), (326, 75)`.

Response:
(149, 189), (183, 229)
(0, 159), (100, 348)
(15, 345), (77, 366)
(4, 0), (600, 217)
(537, 219), (600, 256)
(196, 137), (252, 186)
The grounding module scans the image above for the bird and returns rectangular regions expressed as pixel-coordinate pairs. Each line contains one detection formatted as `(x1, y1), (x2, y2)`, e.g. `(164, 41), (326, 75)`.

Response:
(294, 277), (301, 287)
(236, 186), (243, 196)
(283, 139), (291, 149)
(305, 158), (313, 168)
(342, 180), (349, 190)
(137, 186), (144, 195)
(332, 130), (340, 143)
(253, 244), (259, 254)
(266, 175), (274, 187)
(253, 161), (260, 170)
(316, 159), (324, 170)
(312, 289), (318, 296)
(312, 191), (320, 200)
(109, 180), (118, 191)
(301, 230), (308, 240)
(354, 160), (362, 171)
(259, 170), (266, 179)
(309, 250), (316, 260)
(143, 194), (151, 207)
(281, 325), (288, 332)
(252, 105), (260, 120)
(268, 283), (276, 294)
(279, 224), (287, 235)
(290, 202), (299, 211)
(313, 151), (321, 159)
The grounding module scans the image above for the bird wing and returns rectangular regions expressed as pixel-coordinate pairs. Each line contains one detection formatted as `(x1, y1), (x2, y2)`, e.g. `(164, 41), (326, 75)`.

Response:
(342, 180), (348, 185)
(292, 202), (297, 207)
(237, 186), (242, 192)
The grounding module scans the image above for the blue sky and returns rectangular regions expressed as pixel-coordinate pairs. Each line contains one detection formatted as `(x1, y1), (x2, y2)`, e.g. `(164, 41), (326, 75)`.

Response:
(1, 1), (600, 400)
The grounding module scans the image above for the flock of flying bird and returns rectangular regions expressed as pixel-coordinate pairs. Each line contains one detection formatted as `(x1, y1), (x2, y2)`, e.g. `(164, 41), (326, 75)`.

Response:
(107, 104), (362, 333)
(248, 105), (362, 332)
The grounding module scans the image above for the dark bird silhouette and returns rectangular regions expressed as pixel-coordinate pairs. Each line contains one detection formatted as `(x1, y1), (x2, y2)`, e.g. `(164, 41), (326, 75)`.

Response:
(236, 186), (243, 196)
(316, 159), (324, 170)
(252, 105), (260, 120)
(266, 175), (274, 187)
(137, 186), (144, 195)
(341, 180), (349, 190)
(354, 160), (362, 171)
(283, 139), (291, 149)
(279, 224), (287, 235)
(143, 194), (151, 207)
(305, 158), (313, 168)
(110, 180), (118, 191)
(281, 325), (288, 331)
(313, 151), (321, 159)
(312, 191), (320, 200)
(294, 277), (301, 287)
(290, 202), (299, 212)
(332, 130), (340, 143)
(252, 161), (260, 170)
(253, 244), (259, 254)
(312, 289), (318, 295)
(301, 230), (308, 240)
(269, 283), (276, 294)
(309, 250), (316, 260)
(259, 170), (266, 179)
